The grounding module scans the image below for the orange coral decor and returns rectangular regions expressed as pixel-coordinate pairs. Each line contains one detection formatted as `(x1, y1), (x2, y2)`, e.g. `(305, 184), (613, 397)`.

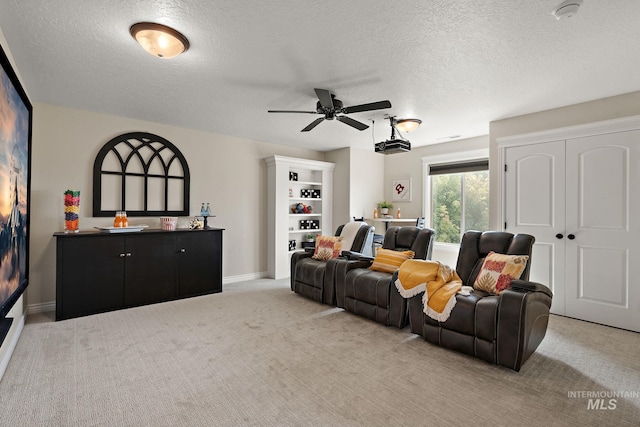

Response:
(64, 190), (80, 233)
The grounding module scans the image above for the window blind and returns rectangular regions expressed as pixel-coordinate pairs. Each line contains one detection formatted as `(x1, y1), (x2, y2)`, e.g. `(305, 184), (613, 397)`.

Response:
(428, 159), (488, 176)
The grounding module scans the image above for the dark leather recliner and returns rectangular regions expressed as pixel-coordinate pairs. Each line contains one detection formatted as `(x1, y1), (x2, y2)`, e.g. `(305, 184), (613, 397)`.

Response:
(335, 226), (435, 327)
(408, 231), (553, 371)
(290, 223), (374, 305)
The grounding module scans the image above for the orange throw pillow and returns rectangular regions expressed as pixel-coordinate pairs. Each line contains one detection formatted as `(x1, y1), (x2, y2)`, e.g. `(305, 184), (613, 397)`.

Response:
(474, 251), (529, 294)
(369, 248), (415, 273)
(311, 235), (344, 261)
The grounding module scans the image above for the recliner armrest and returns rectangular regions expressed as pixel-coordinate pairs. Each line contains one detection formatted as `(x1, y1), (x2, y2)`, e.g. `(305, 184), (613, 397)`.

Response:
(509, 280), (553, 298)
(290, 250), (314, 291)
(340, 251), (374, 261)
(497, 284), (553, 371)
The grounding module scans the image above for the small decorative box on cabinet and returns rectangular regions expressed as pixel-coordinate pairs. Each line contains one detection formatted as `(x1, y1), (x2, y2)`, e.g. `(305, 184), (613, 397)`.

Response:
(299, 219), (319, 230)
(288, 240), (297, 251)
(300, 189), (321, 198)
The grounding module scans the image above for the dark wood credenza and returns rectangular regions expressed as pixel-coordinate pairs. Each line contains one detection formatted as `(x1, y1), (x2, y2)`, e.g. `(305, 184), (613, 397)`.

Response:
(54, 228), (223, 320)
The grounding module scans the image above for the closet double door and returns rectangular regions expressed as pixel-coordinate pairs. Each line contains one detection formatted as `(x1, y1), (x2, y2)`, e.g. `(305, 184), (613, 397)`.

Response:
(504, 129), (640, 332)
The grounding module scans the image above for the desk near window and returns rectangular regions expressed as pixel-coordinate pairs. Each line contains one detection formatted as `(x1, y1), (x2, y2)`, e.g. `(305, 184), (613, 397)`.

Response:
(365, 217), (418, 231)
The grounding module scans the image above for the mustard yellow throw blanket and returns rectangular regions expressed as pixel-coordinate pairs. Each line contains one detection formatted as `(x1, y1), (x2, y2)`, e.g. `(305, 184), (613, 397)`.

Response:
(395, 259), (467, 322)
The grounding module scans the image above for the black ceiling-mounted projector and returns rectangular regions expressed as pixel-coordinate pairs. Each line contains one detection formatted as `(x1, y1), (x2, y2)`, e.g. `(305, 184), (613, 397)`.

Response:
(375, 116), (412, 154)
(375, 139), (411, 154)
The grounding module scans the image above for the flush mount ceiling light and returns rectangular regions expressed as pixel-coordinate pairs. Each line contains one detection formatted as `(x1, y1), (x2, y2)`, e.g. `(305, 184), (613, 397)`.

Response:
(394, 118), (422, 133)
(551, 0), (583, 20)
(130, 22), (189, 59)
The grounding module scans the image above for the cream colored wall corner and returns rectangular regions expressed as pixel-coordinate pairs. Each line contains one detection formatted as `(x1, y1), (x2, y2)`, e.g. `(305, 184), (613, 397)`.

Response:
(349, 147), (384, 222)
(488, 91), (640, 230)
(324, 148), (350, 228)
(325, 146), (384, 229)
(29, 103), (325, 307)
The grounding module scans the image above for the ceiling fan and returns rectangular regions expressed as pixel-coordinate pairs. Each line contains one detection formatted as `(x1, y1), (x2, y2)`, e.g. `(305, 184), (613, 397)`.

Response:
(268, 88), (392, 132)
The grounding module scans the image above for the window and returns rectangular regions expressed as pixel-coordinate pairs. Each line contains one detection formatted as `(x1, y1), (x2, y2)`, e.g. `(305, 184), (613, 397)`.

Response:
(423, 149), (490, 245)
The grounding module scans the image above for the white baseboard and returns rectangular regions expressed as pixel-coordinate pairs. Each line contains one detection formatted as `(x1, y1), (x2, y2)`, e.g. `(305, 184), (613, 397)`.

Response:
(0, 314), (25, 382)
(27, 273), (271, 315)
(28, 301), (56, 315)
(223, 271), (269, 284)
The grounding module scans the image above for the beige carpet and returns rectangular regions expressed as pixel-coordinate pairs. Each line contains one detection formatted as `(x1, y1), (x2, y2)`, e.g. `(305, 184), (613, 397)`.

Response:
(1, 278), (639, 426)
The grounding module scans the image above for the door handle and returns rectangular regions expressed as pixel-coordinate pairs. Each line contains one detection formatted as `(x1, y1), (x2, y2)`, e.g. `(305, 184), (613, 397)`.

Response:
(555, 233), (564, 239)
(180, 248), (186, 253)
(126, 252), (132, 256)
(119, 253), (126, 258)
(567, 234), (575, 240)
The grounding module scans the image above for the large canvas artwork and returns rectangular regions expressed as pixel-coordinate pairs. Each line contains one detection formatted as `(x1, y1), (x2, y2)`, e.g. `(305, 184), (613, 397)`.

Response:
(0, 44), (31, 325)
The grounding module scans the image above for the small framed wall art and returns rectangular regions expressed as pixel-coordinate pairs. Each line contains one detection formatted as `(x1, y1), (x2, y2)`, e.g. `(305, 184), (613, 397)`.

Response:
(392, 177), (412, 202)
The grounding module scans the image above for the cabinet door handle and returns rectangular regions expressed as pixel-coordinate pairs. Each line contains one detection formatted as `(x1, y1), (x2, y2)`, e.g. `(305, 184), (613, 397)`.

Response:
(567, 234), (576, 240)
(119, 253), (126, 258)
(555, 233), (564, 239)
(180, 248), (186, 253)
(126, 252), (132, 257)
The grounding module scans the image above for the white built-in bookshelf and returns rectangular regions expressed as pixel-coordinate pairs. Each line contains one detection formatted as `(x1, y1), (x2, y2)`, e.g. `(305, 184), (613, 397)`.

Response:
(264, 155), (334, 279)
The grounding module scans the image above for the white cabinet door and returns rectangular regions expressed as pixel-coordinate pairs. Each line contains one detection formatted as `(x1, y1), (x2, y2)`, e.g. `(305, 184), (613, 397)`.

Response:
(505, 140), (566, 315)
(504, 130), (640, 332)
(564, 130), (640, 332)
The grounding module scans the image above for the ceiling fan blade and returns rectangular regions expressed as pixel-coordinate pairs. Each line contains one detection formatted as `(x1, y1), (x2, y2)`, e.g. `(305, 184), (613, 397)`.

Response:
(268, 110), (318, 114)
(301, 117), (325, 132)
(314, 88), (334, 110)
(342, 100), (392, 114)
(336, 115), (369, 131)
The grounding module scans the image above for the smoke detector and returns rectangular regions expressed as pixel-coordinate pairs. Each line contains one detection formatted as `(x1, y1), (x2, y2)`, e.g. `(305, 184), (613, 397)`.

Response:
(551, 0), (583, 20)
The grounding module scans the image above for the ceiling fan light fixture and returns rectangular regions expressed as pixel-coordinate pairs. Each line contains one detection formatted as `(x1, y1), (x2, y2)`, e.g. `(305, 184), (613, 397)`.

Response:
(394, 118), (422, 133)
(268, 88), (391, 132)
(130, 22), (189, 59)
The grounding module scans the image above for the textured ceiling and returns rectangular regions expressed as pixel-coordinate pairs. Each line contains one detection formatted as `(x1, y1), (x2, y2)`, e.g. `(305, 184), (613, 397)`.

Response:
(1, 0), (640, 152)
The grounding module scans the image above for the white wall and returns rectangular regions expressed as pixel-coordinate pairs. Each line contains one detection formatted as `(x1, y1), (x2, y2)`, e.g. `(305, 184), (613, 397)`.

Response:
(489, 91), (640, 229)
(349, 147), (384, 221)
(28, 103), (326, 307)
(325, 147), (350, 228)
(325, 146), (385, 229)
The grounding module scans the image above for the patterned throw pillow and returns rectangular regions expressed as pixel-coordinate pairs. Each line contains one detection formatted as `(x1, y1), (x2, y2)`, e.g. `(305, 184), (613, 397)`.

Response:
(369, 248), (415, 273)
(473, 251), (529, 294)
(311, 235), (344, 261)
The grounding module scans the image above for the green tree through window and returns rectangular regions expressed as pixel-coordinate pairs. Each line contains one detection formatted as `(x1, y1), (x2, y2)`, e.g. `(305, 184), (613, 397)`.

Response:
(431, 170), (489, 243)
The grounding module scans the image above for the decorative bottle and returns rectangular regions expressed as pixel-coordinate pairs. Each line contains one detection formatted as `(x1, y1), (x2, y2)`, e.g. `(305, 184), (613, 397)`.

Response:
(396, 208), (401, 219)
(373, 208), (378, 219)
(121, 211), (128, 227)
(200, 203), (206, 216)
(114, 211), (122, 227)
(205, 203), (211, 216)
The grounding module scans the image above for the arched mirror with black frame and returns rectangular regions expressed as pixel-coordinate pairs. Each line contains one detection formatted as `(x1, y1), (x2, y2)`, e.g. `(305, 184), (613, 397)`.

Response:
(93, 132), (190, 217)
